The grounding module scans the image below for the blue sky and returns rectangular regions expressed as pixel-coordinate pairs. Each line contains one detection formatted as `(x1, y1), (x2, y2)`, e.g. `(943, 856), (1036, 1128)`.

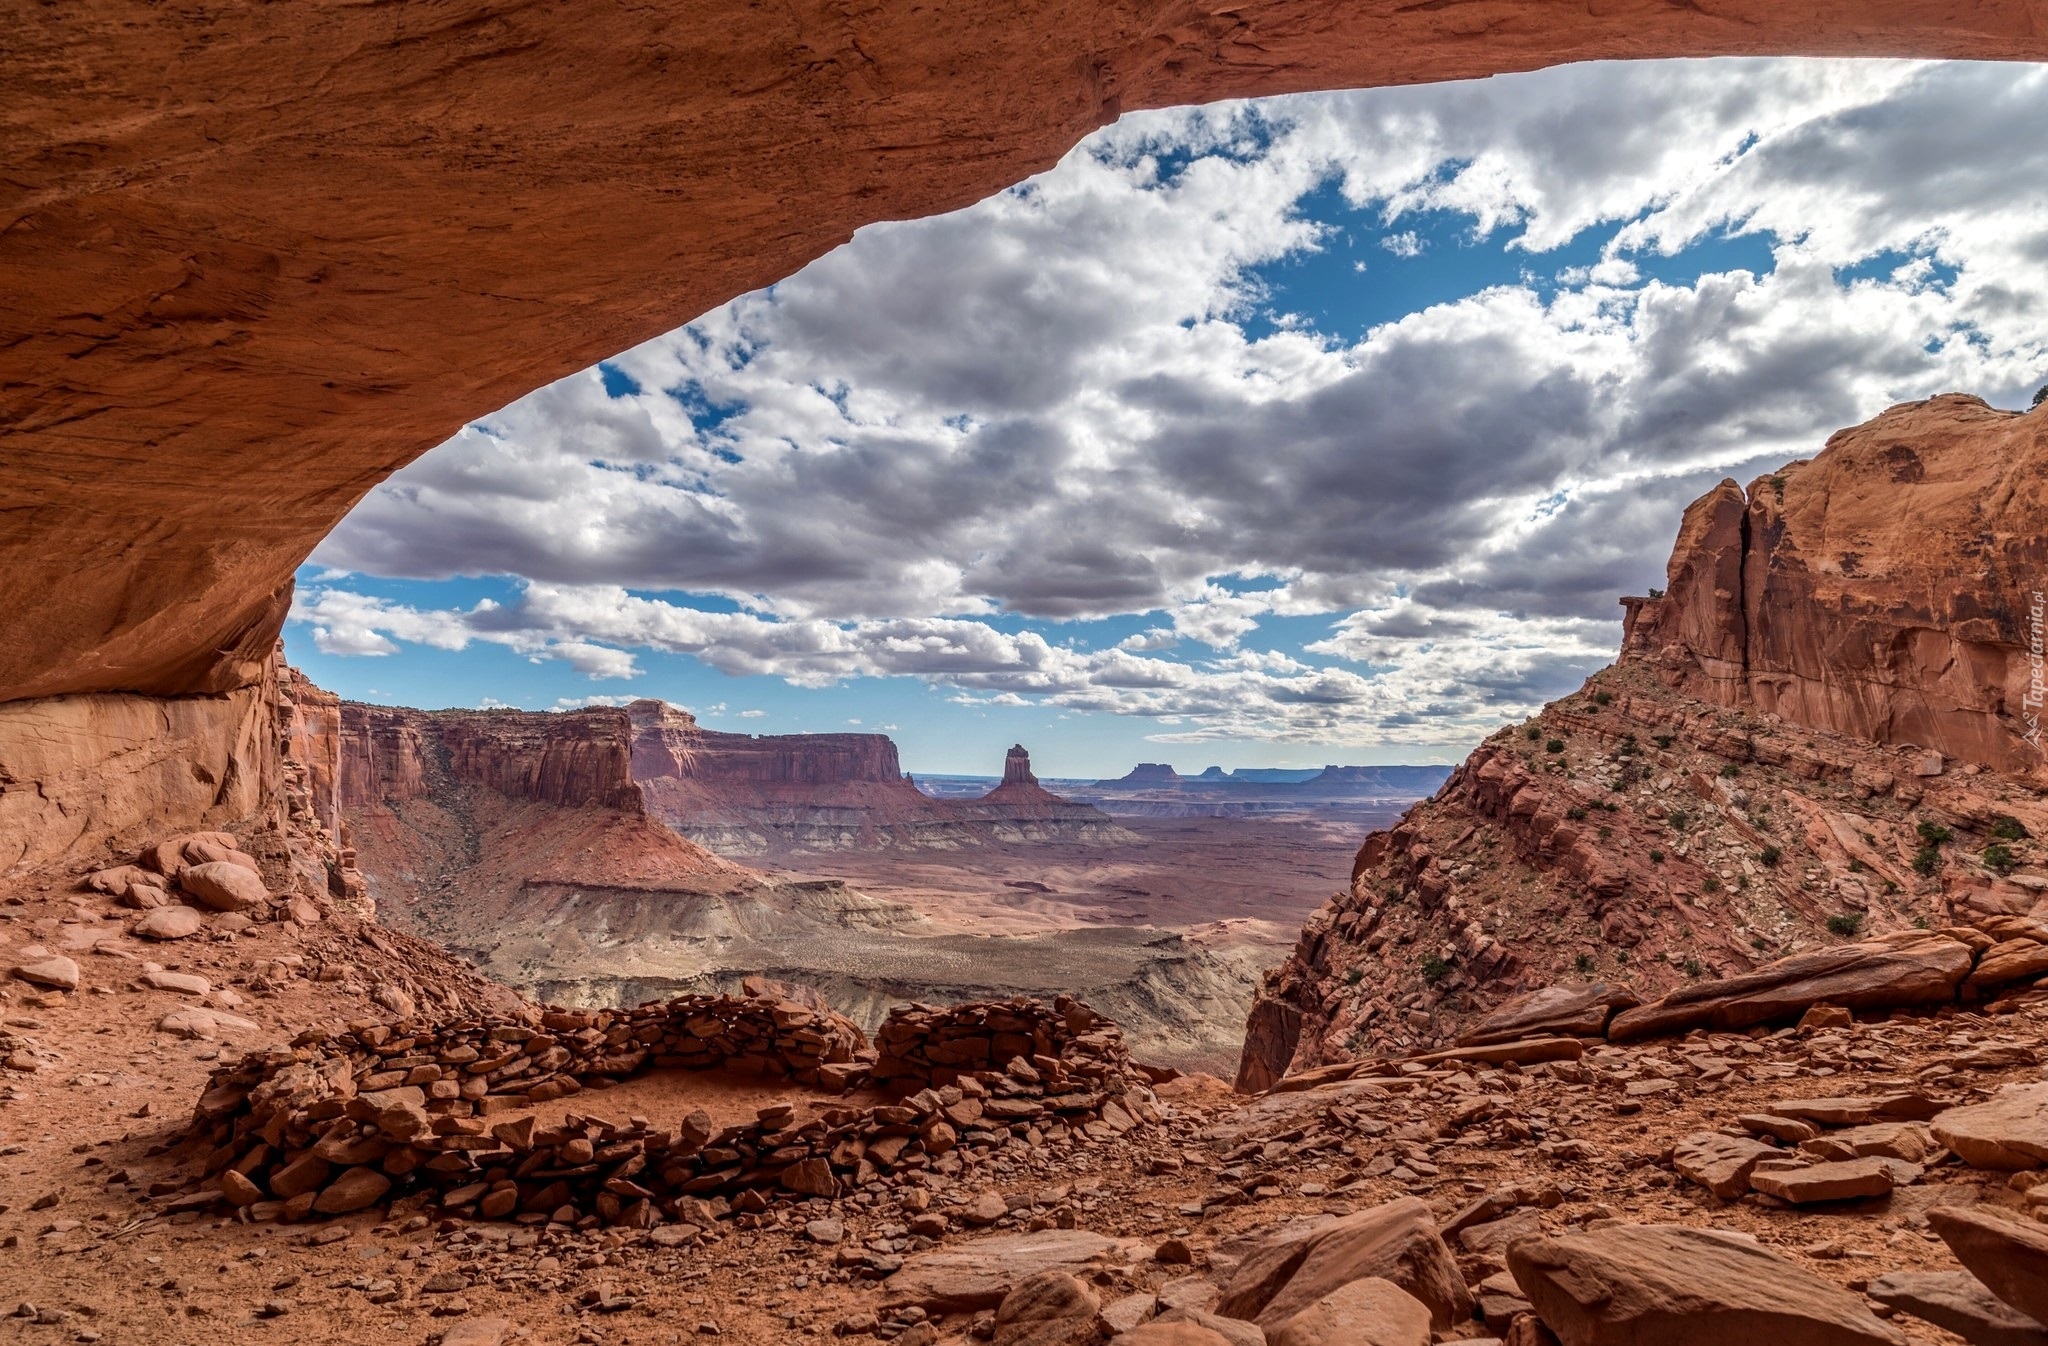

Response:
(290, 58), (2048, 777)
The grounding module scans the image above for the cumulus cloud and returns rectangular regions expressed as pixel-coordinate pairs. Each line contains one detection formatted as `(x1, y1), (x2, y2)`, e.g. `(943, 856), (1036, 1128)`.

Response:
(301, 58), (2048, 747)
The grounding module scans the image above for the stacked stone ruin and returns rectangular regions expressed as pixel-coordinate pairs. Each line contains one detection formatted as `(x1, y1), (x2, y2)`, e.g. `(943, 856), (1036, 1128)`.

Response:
(180, 991), (1157, 1229)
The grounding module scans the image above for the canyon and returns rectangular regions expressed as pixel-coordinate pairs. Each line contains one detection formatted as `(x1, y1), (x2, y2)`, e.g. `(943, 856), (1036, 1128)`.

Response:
(296, 690), (1364, 1075)
(8, 2), (2048, 877)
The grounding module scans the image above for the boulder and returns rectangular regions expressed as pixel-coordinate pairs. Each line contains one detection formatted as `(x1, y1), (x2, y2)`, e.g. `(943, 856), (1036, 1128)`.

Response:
(268, 1154), (332, 1201)
(1748, 1157), (1899, 1204)
(438, 1322), (514, 1346)
(134, 905), (206, 940)
(1458, 983), (1639, 1046)
(1113, 1324), (1239, 1346)
(1866, 1270), (2048, 1346)
(143, 831), (236, 878)
(1220, 1196), (1470, 1330)
(994, 1270), (1102, 1346)
(312, 1165), (391, 1214)
(86, 864), (156, 896)
(1767, 1094), (1943, 1125)
(779, 1156), (838, 1198)
(1147, 1310), (1263, 1346)
(1458, 1209), (1545, 1265)
(1738, 1114), (1821, 1144)
(1927, 1207), (2048, 1327)
(883, 1231), (1124, 1312)
(1964, 938), (2048, 994)
(1507, 1224), (1904, 1346)
(1607, 936), (1974, 1041)
(141, 970), (210, 996)
(1931, 1083), (2048, 1170)
(178, 860), (268, 912)
(10, 955), (80, 991)
(1801, 1123), (1929, 1164)
(1266, 1276), (1431, 1346)
(158, 1007), (260, 1039)
(1672, 1132), (1778, 1199)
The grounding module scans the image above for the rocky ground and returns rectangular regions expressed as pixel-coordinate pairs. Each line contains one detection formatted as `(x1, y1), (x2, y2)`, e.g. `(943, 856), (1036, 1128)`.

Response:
(7, 848), (2048, 1346)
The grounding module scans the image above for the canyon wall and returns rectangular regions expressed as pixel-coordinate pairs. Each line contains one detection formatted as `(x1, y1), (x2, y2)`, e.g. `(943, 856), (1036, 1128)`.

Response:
(1624, 395), (2048, 774)
(1239, 396), (2048, 1091)
(627, 703), (1130, 852)
(339, 704), (644, 813)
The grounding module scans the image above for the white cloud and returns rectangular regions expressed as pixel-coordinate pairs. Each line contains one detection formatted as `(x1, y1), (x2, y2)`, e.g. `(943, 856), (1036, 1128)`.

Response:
(737, 709), (766, 719)
(302, 58), (2048, 748)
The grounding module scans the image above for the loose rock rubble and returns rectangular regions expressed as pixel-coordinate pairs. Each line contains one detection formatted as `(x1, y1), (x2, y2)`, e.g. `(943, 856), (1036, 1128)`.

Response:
(176, 992), (1160, 1233)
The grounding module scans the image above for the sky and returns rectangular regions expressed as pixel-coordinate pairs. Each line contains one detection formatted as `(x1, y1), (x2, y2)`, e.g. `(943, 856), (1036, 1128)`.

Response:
(288, 57), (2048, 778)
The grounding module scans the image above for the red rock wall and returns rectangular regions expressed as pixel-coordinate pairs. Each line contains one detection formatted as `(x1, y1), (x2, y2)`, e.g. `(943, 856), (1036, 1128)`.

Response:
(1626, 396), (2048, 775)
(628, 701), (907, 789)
(339, 705), (644, 813)
(8, 6), (2048, 709)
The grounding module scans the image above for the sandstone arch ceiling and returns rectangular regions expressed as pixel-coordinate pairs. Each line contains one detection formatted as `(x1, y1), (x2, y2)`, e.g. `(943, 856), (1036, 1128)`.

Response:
(5, 2), (2046, 707)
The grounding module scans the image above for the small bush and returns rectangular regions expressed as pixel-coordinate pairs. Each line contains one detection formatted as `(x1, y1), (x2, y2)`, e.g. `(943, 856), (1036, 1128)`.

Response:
(1615, 950), (1630, 964)
(1344, 966), (1364, 985)
(1989, 815), (2030, 841)
(1917, 820), (1953, 846)
(1847, 858), (1866, 873)
(1647, 587), (1666, 599)
(2033, 384), (2048, 408)
(1703, 877), (1722, 893)
(1750, 933), (1770, 950)
(1666, 809), (1690, 831)
(1827, 912), (1865, 938)
(1649, 849), (1665, 864)
(1913, 915), (1930, 930)
(1575, 952), (1597, 975)
(1594, 691), (1613, 706)
(1566, 805), (1588, 821)
(1984, 842), (2020, 875)
(1720, 764), (1741, 779)
(1682, 957), (1705, 978)
(1653, 733), (1675, 749)
(1759, 845), (1782, 867)
(1617, 733), (1639, 757)
(1526, 725), (1542, 741)
(1912, 846), (1940, 876)
(1599, 826), (1614, 840)
(1546, 739), (1566, 754)
(1420, 954), (1451, 984)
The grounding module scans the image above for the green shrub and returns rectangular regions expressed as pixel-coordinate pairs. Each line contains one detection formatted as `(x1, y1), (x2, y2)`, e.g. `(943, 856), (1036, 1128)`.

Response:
(1647, 588), (1665, 599)
(1594, 691), (1613, 706)
(1703, 877), (1721, 893)
(1917, 820), (1953, 846)
(1847, 858), (1865, 872)
(1913, 915), (1930, 930)
(1826, 912), (1865, 938)
(1566, 805), (1588, 821)
(1682, 957), (1704, 977)
(1526, 725), (1542, 741)
(1649, 849), (1665, 864)
(1989, 815), (2030, 841)
(1420, 954), (1450, 984)
(1652, 733), (1675, 749)
(1720, 764), (1740, 779)
(1912, 846), (1940, 876)
(1750, 934), (1769, 950)
(1617, 734), (1639, 757)
(1666, 809), (1690, 831)
(1759, 845), (1782, 867)
(1344, 966), (1364, 985)
(1546, 739), (1566, 754)
(1984, 842), (2020, 875)
(1575, 952), (1596, 975)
